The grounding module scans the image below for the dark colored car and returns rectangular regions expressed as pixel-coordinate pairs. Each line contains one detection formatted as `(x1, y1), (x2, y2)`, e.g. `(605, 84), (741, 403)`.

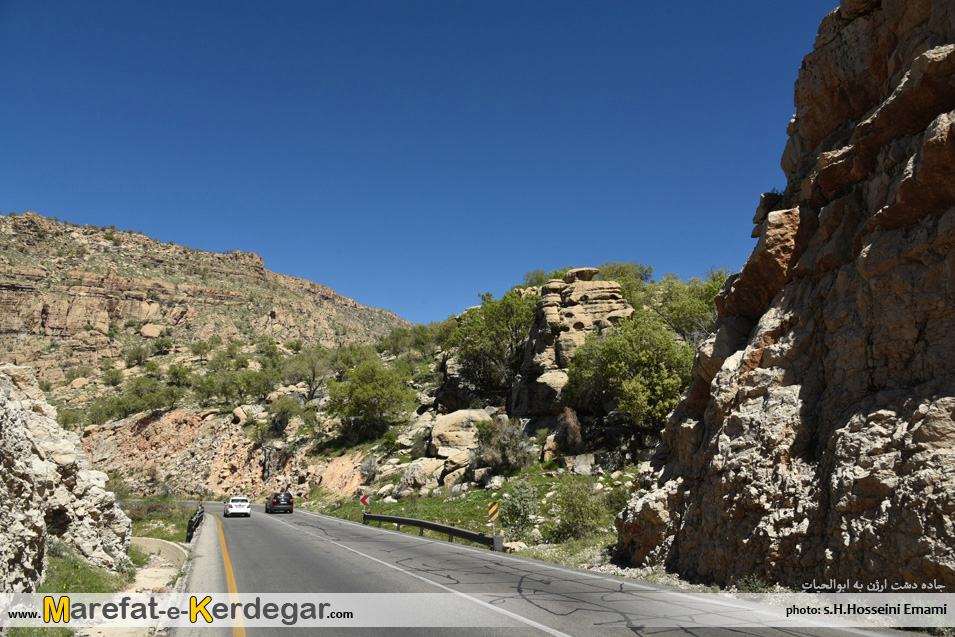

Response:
(265, 492), (294, 514)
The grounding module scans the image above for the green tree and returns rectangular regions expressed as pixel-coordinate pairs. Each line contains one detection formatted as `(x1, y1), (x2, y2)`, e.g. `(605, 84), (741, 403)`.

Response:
(650, 269), (729, 345)
(447, 290), (538, 402)
(242, 369), (278, 403)
(567, 312), (693, 427)
(167, 363), (190, 387)
(124, 345), (149, 368)
(283, 347), (331, 400)
(151, 337), (173, 356)
(595, 261), (654, 308)
(190, 340), (212, 363)
(326, 359), (414, 443)
(522, 266), (573, 287)
(102, 368), (124, 387)
(268, 395), (302, 437)
(327, 343), (378, 380)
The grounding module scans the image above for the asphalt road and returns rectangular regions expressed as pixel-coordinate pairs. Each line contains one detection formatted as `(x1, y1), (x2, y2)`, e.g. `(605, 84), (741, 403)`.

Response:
(173, 503), (891, 637)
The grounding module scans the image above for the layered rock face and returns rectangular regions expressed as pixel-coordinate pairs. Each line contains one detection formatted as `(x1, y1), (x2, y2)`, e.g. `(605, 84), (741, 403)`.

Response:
(617, 0), (955, 587)
(511, 267), (634, 420)
(0, 363), (131, 591)
(0, 212), (409, 382)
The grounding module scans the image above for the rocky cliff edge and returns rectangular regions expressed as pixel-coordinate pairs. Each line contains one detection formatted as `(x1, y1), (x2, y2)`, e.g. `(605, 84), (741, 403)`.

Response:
(0, 363), (131, 592)
(616, 0), (955, 587)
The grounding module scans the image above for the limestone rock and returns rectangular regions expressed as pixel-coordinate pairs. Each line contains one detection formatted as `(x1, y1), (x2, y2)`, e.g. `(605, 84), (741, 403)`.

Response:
(140, 324), (163, 338)
(617, 0), (955, 589)
(0, 363), (131, 591)
(397, 458), (445, 491)
(512, 268), (634, 418)
(428, 409), (490, 456)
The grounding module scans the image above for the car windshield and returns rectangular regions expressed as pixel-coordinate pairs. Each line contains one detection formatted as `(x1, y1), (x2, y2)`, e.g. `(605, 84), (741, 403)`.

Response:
(231, 498), (249, 503)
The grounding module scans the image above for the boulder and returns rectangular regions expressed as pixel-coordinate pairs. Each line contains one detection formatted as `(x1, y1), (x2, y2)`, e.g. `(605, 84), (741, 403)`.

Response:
(140, 324), (163, 339)
(397, 458), (445, 491)
(428, 409), (489, 456)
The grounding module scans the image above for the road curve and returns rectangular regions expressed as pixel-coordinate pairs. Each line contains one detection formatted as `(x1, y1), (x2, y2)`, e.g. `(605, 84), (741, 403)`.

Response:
(173, 503), (884, 637)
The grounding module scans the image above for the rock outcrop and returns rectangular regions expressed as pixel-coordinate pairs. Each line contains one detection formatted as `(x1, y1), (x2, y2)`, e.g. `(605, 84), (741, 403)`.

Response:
(0, 212), (409, 382)
(0, 363), (131, 591)
(511, 267), (634, 419)
(617, 0), (955, 588)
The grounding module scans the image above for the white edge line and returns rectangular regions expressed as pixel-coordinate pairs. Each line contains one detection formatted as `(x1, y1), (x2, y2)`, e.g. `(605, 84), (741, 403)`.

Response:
(268, 514), (572, 637)
(289, 507), (886, 636)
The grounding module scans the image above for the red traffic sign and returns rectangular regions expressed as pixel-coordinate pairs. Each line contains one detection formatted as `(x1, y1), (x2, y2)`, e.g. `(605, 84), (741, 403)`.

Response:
(252, 490), (258, 497)
(303, 493), (309, 500)
(359, 495), (370, 506)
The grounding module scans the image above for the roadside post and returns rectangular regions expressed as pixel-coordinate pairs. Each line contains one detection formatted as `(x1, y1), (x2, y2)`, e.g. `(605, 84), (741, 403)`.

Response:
(489, 501), (499, 537)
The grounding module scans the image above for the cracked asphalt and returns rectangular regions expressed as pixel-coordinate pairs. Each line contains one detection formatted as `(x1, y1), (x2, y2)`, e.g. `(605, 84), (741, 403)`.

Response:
(174, 504), (891, 637)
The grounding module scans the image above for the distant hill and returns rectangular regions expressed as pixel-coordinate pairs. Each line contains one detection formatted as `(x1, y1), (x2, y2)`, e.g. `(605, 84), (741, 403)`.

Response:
(0, 211), (409, 383)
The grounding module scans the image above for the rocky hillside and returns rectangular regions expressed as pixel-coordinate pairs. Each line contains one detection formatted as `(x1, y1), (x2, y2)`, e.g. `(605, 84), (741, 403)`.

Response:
(617, 0), (955, 587)
(0, 211), (409, 383)
(0, 363), (130, 592)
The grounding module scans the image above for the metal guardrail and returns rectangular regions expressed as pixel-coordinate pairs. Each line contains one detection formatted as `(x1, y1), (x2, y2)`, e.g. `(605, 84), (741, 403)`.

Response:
(362, 512), (503, 552)
(186, 504), (204, 543)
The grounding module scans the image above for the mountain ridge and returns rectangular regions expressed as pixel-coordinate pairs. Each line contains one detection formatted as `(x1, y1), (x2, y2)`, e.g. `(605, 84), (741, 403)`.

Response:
(0, 210), (410, 383)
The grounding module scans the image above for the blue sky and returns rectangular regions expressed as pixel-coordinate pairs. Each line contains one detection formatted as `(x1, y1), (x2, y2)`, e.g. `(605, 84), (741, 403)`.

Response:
(1, 1), (836, 325)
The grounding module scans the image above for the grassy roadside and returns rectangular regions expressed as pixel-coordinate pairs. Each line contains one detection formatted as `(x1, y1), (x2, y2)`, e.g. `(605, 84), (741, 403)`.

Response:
(308, 463), (633, 562)
(8, 541), (149, 637)
(124, 496), (197, 542)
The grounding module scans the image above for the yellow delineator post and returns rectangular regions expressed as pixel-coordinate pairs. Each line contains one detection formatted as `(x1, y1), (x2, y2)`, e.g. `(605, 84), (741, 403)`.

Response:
(489, 501), (499, 536)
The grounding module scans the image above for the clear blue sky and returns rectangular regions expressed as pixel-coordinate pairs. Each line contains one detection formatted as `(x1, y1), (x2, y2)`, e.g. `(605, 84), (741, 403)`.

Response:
(1, 1), (836, 325)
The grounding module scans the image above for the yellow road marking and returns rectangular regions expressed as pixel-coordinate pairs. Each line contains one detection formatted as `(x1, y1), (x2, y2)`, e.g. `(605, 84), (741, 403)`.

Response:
(212, 513), (246, 637)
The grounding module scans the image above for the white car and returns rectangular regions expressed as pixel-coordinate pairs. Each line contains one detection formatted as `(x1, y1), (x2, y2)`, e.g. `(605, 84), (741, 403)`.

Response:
(223, 496), (251, 518)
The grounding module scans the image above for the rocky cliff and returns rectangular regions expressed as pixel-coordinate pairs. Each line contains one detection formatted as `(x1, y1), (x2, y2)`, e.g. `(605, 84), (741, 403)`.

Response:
(0, 212), (409, 382)
(0, 363), (131, 592)
(617, 0), (955, 587)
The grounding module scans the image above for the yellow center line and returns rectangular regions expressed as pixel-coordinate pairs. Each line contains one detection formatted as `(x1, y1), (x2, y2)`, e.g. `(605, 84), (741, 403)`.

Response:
(212, 512), (247, 637)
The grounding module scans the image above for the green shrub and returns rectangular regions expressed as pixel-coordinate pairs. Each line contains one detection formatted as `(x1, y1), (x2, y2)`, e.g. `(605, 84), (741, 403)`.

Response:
(38, 380), (52, 392)
(500, 480), (538, 541)
(567, 312), (693, 427)
(64, 366), (94, 382)
(102, 368), (124, 386)
(410, 430), (429, 460)
(166, 363), (190, 387)
(152, 337), (173, 355)
(553, 479), (603, 541)
(736, 574), (774, 593)
(56, 409), (84, 428)
(603, 486), (630, 514)
(123, 344), (149, 368)
(144, 360), (162, 378)
(474, 416), (534, 476)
